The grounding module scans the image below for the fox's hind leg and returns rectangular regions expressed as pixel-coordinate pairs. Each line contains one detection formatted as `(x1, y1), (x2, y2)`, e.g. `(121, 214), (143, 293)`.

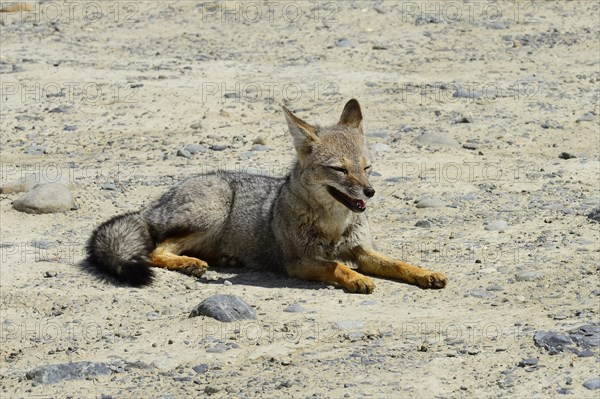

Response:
(150, 236), (208, 278)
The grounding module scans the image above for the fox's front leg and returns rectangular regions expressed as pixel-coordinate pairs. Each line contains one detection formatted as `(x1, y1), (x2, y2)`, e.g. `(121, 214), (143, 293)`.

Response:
(286, 259), (375, 294)
(352, 246), (447, 289)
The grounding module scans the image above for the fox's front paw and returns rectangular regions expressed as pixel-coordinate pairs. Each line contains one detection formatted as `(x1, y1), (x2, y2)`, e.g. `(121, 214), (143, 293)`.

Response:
(345, 275), (376, 294)
(418, 272), (447, 289)
(180, 257), (208, 278)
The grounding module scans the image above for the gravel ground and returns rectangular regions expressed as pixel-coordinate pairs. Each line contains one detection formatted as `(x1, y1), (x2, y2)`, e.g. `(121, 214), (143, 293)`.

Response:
(1, 1), (599, 398)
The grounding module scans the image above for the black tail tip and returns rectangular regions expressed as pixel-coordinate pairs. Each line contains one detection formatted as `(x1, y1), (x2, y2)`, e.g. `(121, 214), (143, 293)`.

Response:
(80, 258), (155, 287)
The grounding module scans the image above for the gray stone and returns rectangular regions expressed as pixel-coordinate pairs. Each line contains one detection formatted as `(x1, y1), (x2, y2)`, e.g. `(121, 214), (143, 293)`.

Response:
(283, 303), (305, 313)
(189, 295), (256, 322)
(253, 136), (267, 145)
(587, 208), (600, 222)
(415, 198), (444, 208)
(13, 183), (74, 214)
(371, 143), (389, 152)
(177, 148), (192, 159)
(415, 220), (432, 228)
(1, 174), (72, 194)
(210, 144), (227, 151)
(185, 144), (207, 154)
(26, 361), (110, 384)
(347, 332), (364, 342)
(101, 182), (116, 190)
(576, 112), (594, 123)
(251, 144), (270, 152)
(485, 221), (508, 231)
(471, 290), (495, 299)
(515, 271), (542, 282)
(335, 38), (354, 48)
(335, 320), (363, 330)
(190, 122), (203, 130)
(24, 145), (47, 155)
(192, 364), (209, 374)
(486, 284), (505, 292)
(583, 378), (600, 390)
(412, 132), (458, 148)
(558, 152), (576, 160)
(518, 358), (539, 367)
(453, 87), (482, 99)
(534, 331), (572, 354)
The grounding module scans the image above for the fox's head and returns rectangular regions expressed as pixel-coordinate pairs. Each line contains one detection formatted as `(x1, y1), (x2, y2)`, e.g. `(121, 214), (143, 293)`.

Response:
(283, 99), (375, 213)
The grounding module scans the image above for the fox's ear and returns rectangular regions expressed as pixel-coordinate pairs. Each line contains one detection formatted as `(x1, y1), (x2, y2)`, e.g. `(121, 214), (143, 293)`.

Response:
(338, 99), (363, 131)
(283, 106), (318, 157)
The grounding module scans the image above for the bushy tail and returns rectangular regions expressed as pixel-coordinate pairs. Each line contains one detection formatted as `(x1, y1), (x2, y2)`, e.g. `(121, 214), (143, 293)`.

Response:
(84, 212), (155, 286)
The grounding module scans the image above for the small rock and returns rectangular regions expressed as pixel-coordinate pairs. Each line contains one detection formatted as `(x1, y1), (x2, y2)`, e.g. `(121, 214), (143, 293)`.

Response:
(518, 358), (538, 367)
(253, 136), (267, 145)
(251, 144), (269, 152)
(63, 125), (77, 131)
(192, 364), (209, 374)
(415, 198), (444, 208)
(101, 182), (116, 191)
(415, 220), (432, 228)
(44, 271), (57, 278)
(534, 331), (572, 354)
(336, 320), (363, 330)
(48, 106), (71, 113)
(455, 116), (474, 124)
(583, 378), (600, 390)
(371, 143), (389, 152)
(515, 271), (542, 282)
(558, 152), (576, 160)
(13, 183), (75, 214)
(412, 132), (458, 148)
(205, 386), (220, 395)
(576, 112), (594, 123)
(177, 148), (192, 159)
(471, 290), (495, 299)
(185, 144), (207, 155)
(283, 303), (305, 313)
(24, 145), (46, 155)
(210, 144), (227, 151)
(453, 87), (482, 100)
(26, 361), (110, 384)
(346, 332), (364, 342)
(335, 38), (354, 48)
(486, 284), (505, 292)
(189, 295), (256, 322)
(462, 143), (479, 150)
(588, 208), (600, 222)
(190, 122), (203, 130)
(485, 221), (508, 231)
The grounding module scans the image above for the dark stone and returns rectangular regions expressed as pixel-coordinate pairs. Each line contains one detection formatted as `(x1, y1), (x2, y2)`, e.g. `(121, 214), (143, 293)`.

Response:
(558, 152), (576, 160)
(192, 364), (209, 374)
(415, 220), (432, 228)
(587, 208), (600, 223)
(189, 295), (256, 322)
(26, 361), (110, 384)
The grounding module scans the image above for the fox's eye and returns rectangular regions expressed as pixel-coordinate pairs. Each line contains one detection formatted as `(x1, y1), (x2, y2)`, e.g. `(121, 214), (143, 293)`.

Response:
(328, 166), (348, 174)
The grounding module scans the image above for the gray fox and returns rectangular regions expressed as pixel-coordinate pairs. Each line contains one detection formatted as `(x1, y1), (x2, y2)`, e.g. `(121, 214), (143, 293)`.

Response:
(85, 99), (447, 293)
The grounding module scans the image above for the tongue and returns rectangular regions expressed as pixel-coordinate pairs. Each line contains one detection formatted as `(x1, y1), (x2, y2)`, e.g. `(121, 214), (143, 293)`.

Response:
(354, 199), (366, 210)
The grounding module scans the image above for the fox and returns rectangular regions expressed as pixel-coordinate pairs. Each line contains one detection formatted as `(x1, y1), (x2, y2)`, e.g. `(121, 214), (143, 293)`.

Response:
(84, 99), (447, 294)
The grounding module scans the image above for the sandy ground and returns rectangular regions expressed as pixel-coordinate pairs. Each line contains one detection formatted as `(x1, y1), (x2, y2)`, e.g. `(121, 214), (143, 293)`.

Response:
(0, 1), (599, 398)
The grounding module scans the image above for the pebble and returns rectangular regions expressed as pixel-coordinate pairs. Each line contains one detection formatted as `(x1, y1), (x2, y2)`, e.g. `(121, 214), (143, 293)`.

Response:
(534, 331), (572, 354)
(486, 284), (505, 292)
(101, 182), (116, 190)
(515, 271), (542, 282)
(371, 143), (389, 152)
(455, 116), (474, 124)
(412, 132), (458, 148)
(415, 220), (432, 228)
(576, 112), (594, 122)
(26, 361), (110, 384)
(470, 290), (495, 299)
(484, 221), (508, 231)
(13, 183), (75, 214)
(251, 144), (269, 151)
(24, 145), (47, 155)
(283, 303), (305, 313)
(588, 208), (600, 222)
(190, 122), (203, 130)
(177, 148), (192, 159)
(185, 144), (207, 154)
(253, 136), (267, 145)
(48, 106), (71, 113)
(192, 364), (209, 374)
(346, 332), (364, 342)
(335, 38), (354, 48)
(583, 377), (600, 390)
(210, 144), (227, 151)
(415, 198), (444, 208)
(189, 295), (256, 322)
(336, 320), (363, 330)
(1, 174), (72, 194)
(518, 358), (539, 367)
(558, 152), (576, 160)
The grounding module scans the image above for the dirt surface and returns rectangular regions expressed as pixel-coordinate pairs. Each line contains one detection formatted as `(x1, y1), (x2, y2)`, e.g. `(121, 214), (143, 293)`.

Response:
(1, 1), (599, 398)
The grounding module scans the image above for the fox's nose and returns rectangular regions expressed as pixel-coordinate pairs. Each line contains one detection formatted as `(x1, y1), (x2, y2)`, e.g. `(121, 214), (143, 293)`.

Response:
(363, 187), (375, 198)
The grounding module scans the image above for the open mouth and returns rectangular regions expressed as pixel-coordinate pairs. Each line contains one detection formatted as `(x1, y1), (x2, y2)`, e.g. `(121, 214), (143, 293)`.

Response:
(326, 186), (366, 213)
